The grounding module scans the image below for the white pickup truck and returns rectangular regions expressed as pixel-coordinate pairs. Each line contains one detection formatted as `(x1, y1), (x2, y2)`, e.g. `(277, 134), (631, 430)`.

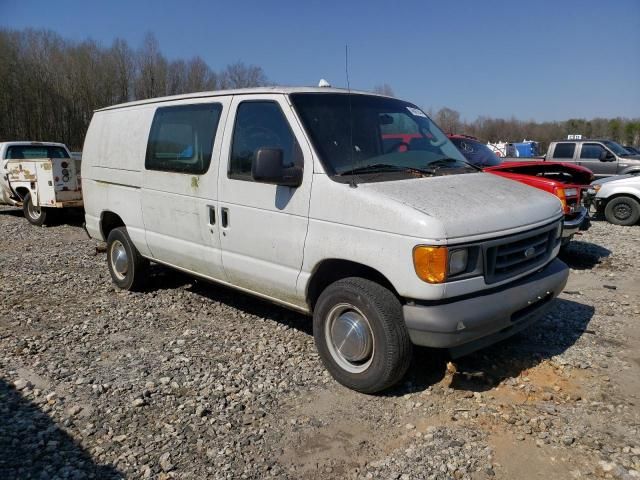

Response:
(0, 142), (83, 225)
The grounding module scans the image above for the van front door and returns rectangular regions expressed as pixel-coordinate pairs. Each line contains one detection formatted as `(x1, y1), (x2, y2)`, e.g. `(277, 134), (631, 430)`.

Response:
(141, 99), (229, 281)
(217, 95), (312, 309)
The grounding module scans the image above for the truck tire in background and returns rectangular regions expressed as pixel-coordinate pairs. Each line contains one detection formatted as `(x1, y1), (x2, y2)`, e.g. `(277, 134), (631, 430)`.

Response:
(22, 192), (47, 226)
(604, 196), (640, 226)
(313, 277), (413, 394)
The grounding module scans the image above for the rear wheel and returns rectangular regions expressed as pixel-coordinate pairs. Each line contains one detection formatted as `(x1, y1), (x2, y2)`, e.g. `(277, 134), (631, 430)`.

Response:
(106, 227), (149, 290)
(313, 277), (412, 393)
(604, 196), (640, 226)
(22, 192), (47, 226)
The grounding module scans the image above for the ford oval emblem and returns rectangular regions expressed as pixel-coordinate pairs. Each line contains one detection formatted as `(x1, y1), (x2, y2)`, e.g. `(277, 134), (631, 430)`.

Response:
(524, 247), (536, 258)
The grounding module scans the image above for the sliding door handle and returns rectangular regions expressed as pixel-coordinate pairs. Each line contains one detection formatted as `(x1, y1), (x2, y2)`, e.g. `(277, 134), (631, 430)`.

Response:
(221, 207), (229, 228)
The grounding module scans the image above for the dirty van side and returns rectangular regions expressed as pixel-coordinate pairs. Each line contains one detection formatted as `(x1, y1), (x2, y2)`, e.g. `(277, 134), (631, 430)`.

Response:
(83, 88), (568, 393)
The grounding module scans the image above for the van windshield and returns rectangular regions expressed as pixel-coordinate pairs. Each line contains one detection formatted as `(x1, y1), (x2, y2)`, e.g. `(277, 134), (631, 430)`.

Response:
(290, 93), (472, 178)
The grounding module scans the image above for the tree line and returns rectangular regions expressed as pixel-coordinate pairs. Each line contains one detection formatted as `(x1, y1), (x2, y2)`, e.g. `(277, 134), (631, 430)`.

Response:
(0, 29), (269, 149)
(2, 28), (639, 152)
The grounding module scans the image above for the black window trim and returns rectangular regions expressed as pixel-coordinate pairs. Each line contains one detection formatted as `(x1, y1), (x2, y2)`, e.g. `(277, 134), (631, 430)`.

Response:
(145, 102), (223, 175)
(227, 99), (301, 182)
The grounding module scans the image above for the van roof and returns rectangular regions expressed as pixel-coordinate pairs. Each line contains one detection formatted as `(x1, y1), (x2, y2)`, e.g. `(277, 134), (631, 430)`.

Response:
(95, 86), (391, 112)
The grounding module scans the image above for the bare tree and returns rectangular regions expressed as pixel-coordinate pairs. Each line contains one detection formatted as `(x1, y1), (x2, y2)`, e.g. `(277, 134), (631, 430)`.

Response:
(435, 107), (461, 134)
(373, 83), (395, 96)
(135, 33), (168, 99)
(220, 62), (268, 89)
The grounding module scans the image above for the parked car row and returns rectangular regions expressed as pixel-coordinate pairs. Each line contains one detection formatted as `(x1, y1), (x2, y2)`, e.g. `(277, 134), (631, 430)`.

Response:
(447, 134), (592, 245)
(1, 87), (638, 393)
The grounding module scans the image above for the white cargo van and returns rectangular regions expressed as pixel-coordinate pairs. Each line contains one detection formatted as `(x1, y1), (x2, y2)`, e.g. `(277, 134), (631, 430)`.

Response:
(82, 87), (569, 393)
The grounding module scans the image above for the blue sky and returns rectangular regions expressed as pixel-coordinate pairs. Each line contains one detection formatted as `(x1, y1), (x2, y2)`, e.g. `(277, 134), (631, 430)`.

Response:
(2, 0), (639, 121)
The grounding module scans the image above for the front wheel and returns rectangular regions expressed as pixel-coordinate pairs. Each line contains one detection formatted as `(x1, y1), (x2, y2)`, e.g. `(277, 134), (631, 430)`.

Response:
(22, 192), (47, 226)
(106, 227), (149, 290)
(313, 277), (412, 393)
(604, 196), (640, 226)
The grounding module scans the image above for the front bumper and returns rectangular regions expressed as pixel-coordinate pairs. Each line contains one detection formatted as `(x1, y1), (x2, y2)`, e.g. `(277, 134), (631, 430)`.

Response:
(562, 206), (589, 238)
(403, 258), (569, 357)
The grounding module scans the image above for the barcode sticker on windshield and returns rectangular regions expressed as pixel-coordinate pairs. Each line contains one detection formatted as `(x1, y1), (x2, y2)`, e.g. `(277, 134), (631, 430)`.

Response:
(407, 107), (427, 118)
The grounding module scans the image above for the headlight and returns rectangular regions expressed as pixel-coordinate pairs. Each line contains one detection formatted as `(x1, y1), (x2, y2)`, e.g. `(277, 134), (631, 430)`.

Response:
(564, 188), (578, 197)
(449, 249), (468, 276)
(593, 185), (601, 192)
(413, 246), (448, 283)
(413, 246), (469, 283)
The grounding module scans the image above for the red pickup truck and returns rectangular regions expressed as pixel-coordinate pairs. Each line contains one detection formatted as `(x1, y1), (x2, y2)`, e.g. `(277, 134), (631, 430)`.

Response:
(447, 135), (593, 244)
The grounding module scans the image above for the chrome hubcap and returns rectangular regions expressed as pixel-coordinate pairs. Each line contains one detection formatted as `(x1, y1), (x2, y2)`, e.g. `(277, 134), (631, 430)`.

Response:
(325, 304), (374, 373)
(27, 201), (41, 219)
(110, 240), (129, 280)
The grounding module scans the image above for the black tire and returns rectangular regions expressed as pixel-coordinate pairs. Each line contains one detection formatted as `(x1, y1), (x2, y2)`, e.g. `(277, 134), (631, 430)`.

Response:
(22, 192), (47, 226)
(604, 196), (640, 226)
(106, 227), (149, 290)
(313, 277), (412, 394)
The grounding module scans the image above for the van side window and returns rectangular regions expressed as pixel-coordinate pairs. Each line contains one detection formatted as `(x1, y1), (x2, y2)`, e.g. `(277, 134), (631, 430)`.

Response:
(580, 143), (605, 159)
(146, 103), (222, 174)
(229, 101), (300, 180)
(552, 143), (576, 159)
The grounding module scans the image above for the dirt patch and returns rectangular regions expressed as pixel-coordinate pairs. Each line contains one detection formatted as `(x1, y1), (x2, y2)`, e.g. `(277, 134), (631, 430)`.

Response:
(490, 430), (587, 479)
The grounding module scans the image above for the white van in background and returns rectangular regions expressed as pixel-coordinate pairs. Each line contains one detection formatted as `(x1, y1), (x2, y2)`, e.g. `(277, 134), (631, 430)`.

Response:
(82, 87), (568, 393)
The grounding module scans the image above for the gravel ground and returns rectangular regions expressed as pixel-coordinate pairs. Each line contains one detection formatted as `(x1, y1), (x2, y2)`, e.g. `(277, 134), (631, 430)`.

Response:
(1, 206), (639, 480)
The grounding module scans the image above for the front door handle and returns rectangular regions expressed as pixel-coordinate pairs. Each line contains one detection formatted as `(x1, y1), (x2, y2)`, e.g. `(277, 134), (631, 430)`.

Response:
(221, 207), (229, 228)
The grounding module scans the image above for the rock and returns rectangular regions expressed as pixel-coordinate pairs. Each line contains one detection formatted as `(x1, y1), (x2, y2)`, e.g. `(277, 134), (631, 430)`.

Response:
(159, 452), (174, 472)
(13, 378), (31, 390)
(132, 398), (146, 407)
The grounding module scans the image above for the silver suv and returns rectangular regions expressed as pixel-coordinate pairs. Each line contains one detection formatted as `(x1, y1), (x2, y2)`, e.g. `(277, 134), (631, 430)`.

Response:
(547, 140), (640, 178)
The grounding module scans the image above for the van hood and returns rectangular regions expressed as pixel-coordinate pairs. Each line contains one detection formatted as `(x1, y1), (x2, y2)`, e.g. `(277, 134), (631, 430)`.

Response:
(359, 172), (563, 240)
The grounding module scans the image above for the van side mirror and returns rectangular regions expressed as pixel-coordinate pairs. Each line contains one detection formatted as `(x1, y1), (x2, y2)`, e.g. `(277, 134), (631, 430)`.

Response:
(252, 148), (302, 187)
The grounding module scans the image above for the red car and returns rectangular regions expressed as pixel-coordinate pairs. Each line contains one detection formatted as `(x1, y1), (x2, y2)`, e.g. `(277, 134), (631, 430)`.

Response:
(447, 135), (593, 244)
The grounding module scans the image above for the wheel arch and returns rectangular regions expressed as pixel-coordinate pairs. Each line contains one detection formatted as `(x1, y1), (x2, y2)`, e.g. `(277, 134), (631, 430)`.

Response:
(14, 186), (30, 200)
(602, 191), (640, 206)
(100, 211), (126, 240)
(306, 259), (400, 312)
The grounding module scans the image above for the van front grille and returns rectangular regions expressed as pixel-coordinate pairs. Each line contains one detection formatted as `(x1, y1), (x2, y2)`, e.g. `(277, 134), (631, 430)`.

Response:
(484, 223), (559, 284)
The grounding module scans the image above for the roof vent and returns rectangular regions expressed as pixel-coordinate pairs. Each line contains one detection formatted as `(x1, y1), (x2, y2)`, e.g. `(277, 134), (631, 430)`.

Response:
(318, 79), (331, 88)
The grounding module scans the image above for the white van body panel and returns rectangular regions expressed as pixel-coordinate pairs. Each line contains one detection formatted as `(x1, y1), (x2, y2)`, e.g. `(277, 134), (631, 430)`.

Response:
(82, 107), (152, 256)
(298, 172), (562, 301)
(216, 94), (313, 306)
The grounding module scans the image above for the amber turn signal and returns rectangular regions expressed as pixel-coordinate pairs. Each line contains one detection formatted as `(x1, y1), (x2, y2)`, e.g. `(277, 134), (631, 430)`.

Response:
(413, 246), (448, 284)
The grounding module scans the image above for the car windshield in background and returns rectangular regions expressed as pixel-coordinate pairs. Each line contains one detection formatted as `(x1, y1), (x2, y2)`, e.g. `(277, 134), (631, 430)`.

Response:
(449, 137), (502, 167)
(602, 140), (632, 156)
(6, 145), (69, 159)
(290, 93), (471, 178)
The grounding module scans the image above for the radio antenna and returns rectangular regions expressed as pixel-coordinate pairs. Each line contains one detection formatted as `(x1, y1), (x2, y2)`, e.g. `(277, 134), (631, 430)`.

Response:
(345, 44), (357, 188)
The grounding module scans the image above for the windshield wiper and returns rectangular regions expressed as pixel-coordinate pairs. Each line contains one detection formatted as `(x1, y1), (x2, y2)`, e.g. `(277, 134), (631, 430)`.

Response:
(426, 157), (480, 172)
(337, 163), (413, 175)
